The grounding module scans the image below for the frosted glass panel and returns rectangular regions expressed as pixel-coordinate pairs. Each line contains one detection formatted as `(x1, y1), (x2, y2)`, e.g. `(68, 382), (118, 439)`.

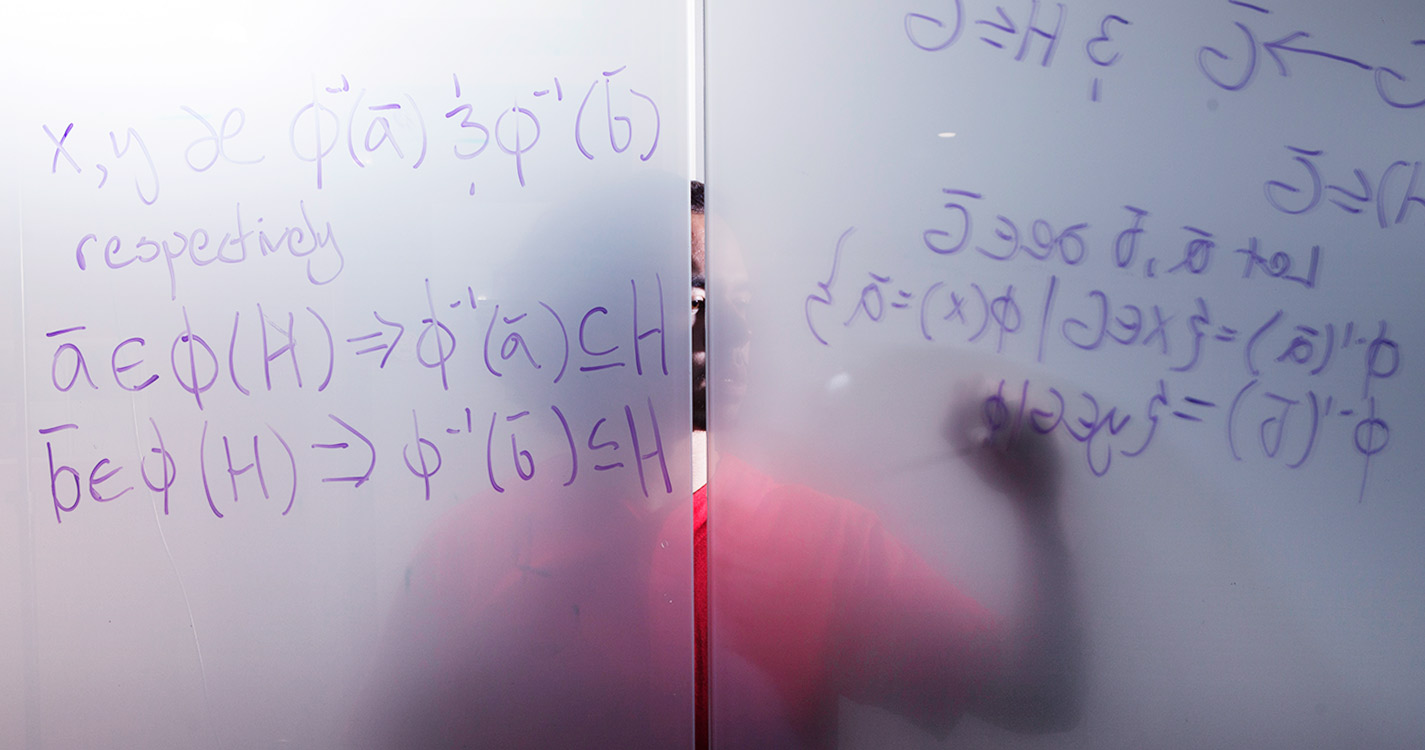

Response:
(705, 1), (1425, 748)
(1, 2), (692, 748)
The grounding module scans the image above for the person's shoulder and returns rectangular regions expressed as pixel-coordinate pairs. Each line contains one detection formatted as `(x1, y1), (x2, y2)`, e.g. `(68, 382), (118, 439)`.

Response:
(715, 454), (884, 546)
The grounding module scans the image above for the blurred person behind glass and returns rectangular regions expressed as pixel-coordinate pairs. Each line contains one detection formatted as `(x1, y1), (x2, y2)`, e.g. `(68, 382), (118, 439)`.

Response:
(689, 179), (1085, 748)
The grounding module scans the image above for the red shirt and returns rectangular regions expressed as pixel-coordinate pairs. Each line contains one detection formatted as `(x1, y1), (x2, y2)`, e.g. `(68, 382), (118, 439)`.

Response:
(358, 453), (1000, 749)
(696, 454), (1003, 747)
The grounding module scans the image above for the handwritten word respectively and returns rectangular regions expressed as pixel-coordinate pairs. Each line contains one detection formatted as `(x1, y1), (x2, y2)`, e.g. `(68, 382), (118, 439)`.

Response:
(72, 201), (344, 299)
(1263, 146), (1425, 230)
(1198, 1), (1425, 110)
(37, 395), (674, 525)
(905, 0), (1133, 102)
(920, 189), (1323, 289)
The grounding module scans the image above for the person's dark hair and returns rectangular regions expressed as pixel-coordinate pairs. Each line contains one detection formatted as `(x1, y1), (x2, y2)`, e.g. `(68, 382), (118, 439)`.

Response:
(691, 180), (704, 215)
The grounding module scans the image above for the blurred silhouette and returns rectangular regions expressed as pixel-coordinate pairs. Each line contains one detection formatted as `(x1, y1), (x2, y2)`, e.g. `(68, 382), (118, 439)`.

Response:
(351, 181), (1083, 749)
(692, 180), (1083, 747)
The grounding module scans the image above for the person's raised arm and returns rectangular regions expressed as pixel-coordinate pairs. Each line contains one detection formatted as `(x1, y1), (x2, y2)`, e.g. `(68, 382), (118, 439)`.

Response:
(950, 391), (1085, 733)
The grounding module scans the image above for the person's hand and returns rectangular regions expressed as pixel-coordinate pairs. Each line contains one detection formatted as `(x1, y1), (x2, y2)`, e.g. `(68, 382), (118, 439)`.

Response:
(943, 379), (1062, 510)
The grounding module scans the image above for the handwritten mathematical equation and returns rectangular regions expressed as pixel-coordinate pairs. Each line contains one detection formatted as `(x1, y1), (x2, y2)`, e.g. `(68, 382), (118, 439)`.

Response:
(902, 0), (1425, 110)
(1264, 146), (1425, 229)
(977, 375), (1390, 501)
(41, 275), (671, 408)
(808, 234), (1393, 386)
(42, 65), (663, 205)
(919, 186), (1324, 286)
(36, 396), (674, 526)
(904, 0), (1132, 102)
(805, 229), (1401, 494)
(1200, 0), (1425, 110)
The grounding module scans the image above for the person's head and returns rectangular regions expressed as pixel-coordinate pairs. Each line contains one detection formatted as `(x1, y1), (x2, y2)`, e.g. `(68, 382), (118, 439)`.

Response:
(691, 180), (708, 431)
(691, 180), (706, 274)
(690, 180), (751, 435)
